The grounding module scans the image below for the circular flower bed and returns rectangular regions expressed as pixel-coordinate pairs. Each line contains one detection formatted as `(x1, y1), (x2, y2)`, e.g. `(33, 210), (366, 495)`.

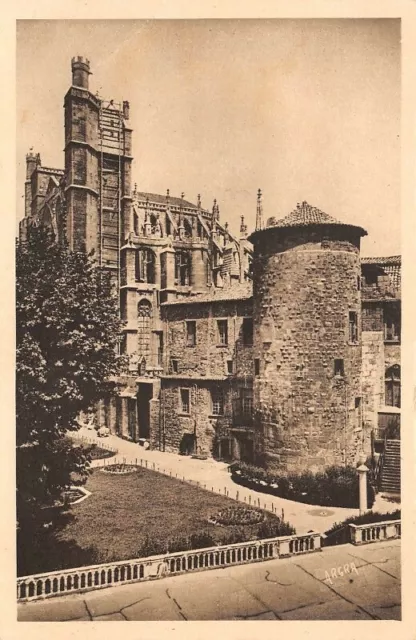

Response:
(101, 463), (137, 475)
(209, 506), (265, 526)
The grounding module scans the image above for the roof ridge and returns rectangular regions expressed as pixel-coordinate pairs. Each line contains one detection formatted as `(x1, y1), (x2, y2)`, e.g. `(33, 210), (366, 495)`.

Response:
(265, 200), (367, 236)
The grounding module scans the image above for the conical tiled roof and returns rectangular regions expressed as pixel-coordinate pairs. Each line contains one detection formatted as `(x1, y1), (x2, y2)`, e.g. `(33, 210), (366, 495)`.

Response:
(265, 201), (367, 236)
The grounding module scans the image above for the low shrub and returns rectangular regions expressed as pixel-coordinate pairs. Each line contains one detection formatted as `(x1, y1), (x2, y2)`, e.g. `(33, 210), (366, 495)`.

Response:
(168, 536), (191, 553)
(138, 535), (167, 558)
(189, 531), (216, 549)
(229, 462), (375, 509)
(323, 509), (401, 546)
(257, 519), (296, 539)
(220, 527), (252, 545)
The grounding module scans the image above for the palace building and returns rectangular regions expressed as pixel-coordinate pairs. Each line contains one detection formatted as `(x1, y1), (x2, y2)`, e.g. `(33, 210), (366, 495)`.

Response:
(20, 58), (401, 475)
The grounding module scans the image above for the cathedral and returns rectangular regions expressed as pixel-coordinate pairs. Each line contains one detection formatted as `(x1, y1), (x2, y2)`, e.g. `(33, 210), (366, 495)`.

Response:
(20, 58), (401, 475)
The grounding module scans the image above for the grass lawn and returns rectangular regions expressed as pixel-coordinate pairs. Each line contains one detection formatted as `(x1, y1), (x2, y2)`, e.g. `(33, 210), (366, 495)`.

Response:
(20, 467), (286, 575)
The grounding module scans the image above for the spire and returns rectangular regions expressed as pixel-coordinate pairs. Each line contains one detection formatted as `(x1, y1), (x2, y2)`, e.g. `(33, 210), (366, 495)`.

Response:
(166, 188), (170, 204)
(240, 215), (248, 238)
(256, 188), (263, 231)
(197, 194), (201, 210)
(224, 221), (230, 244)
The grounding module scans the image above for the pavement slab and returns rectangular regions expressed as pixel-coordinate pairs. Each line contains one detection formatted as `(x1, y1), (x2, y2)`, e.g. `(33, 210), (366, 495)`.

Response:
(18, 596), (89, 622)
(280, 598), (373, 620)
(167, 574), (268, 620)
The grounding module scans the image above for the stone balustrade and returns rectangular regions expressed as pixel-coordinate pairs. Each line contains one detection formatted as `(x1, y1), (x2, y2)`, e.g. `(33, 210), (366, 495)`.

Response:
(349, 519), (401, 545)
(17, 531), (321, 603)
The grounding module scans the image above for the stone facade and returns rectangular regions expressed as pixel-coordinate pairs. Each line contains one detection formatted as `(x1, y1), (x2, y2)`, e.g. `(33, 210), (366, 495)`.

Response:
(21, 57), (401, 473)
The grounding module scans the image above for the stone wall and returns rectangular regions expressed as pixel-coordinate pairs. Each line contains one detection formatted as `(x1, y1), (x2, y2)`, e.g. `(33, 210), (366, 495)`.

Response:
(250, 227), (364, 473)
(162, 299), (253, 378)
(361, 331), (385, 441)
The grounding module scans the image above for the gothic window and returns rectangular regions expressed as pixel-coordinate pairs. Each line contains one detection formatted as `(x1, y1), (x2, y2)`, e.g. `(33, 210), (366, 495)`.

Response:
(134, 211), (139, 235)
(385, 365), (401, 408)
(166, 215), (172, 237)
(137, 299), (152, 364)
(184, 218), (193, 238)
(211, 388), (225, 416)
(175, 250), (191, 286)
(135, 248), (156, 284)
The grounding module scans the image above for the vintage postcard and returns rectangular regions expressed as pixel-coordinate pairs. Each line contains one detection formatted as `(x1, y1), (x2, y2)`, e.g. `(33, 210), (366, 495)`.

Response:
(2, 1), (416, 639)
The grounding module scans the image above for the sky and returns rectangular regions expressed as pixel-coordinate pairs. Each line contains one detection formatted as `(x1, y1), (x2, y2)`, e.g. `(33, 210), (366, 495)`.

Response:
(16, 19), (400, 256)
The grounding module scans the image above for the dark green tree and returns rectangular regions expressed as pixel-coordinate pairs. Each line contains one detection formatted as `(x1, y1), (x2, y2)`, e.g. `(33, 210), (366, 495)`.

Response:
(16, 222), (123, 541)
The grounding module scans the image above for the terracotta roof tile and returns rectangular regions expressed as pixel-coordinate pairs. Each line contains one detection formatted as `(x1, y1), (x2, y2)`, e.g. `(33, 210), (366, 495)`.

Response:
(265, 201), (367, 236)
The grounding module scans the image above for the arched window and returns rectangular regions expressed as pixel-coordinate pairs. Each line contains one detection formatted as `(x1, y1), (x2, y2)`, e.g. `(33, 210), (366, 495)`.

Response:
(135, 248), (156, 283)
(184, 218), (193, 238)
(166, 214), (172, 237)
(134, 211), (139, 235)
(175, 250), (191, 286)
(385, 365), (401, 408)
(137, 299), (152, 365)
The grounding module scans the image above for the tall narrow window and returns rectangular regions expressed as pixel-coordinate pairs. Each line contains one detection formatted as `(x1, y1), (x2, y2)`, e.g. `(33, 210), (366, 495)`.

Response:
(254, 358), (260, 376)
(385, 365), (401, 407)
(157, 332), (163, 367)
(170, 358), (179, 374)
(242, 318), (253, 346)
(241, 388), (253, 418)
(137, 299), (152, 364)
(211, 388), (225, 416)
(383, 305), (401, 342)
(334, 359), (345, 377)
(226, 360), (233, 375)
(349, 311), (358, 343)
(180, 388), (190, 414)
(217, 320), (228, 345)
(186, 321), (196, 347)
(135, 248), (156, 283)
(175, 250), (191, 286)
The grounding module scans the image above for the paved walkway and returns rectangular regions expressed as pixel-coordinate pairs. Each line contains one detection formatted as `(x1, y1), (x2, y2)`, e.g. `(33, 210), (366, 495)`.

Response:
(75, 428), (398, 534)
(17, 539), (401, 621)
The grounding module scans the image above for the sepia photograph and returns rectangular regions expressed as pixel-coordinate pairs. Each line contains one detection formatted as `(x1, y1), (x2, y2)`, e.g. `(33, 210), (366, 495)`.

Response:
(14, 17), (402, 623)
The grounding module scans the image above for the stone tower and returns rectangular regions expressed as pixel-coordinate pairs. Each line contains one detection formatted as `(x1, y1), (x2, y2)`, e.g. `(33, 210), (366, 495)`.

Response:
(64, 57), (133, 271)
(248, 201), (367, 473)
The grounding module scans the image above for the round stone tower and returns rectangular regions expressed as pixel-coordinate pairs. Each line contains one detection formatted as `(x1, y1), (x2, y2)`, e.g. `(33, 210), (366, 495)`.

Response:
(248, 201), (367, 474)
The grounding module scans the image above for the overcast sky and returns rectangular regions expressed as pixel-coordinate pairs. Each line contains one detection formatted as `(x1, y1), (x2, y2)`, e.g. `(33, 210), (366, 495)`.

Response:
(16, 19), (400, 256)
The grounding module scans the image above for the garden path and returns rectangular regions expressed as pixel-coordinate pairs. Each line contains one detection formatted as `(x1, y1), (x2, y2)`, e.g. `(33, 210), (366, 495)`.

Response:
(74, 428), (398, 534)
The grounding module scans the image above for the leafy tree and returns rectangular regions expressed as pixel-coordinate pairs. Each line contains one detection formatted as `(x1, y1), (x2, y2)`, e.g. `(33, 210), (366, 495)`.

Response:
(16, 223), (124, 542)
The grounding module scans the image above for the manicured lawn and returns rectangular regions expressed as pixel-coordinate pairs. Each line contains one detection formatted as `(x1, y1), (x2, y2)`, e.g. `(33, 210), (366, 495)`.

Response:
(20, 467), (286, 575)
(59, 468), (272, 559)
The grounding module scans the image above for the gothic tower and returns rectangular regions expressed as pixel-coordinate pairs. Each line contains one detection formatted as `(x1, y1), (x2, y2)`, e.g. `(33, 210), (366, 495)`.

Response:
(64, 57), (133, 275)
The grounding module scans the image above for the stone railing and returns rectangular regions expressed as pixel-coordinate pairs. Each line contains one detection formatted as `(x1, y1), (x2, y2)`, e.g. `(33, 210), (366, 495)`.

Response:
(349, 519), (401, 545)
(17, 531), (321, 602)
